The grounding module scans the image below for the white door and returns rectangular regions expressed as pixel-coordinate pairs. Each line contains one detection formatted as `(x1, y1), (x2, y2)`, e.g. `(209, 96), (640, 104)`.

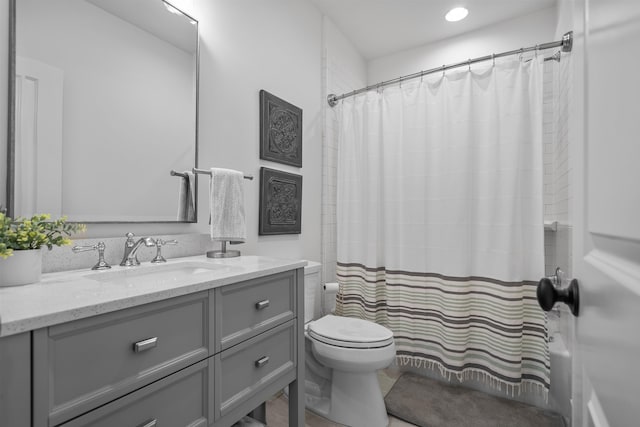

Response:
(572, 0), (640, 425)
(14, 56), (63, 217)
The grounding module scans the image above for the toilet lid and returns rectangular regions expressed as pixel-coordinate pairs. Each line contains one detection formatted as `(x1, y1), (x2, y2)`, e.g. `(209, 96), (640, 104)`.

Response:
(308, 315), (394, 349)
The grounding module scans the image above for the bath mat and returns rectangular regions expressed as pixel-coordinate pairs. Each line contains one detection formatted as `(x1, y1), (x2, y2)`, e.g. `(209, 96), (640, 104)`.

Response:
(384, 373), (565, 427)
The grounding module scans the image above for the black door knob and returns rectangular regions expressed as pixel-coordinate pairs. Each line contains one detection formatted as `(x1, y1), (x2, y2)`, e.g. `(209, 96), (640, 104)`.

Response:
(536, 278), (580, 317)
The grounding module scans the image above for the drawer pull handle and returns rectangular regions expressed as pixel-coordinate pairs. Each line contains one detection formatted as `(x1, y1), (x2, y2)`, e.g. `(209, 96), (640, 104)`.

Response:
(137, 419), (157, 427)
(133, 337), (158, 353)
(255, 356), (270, 368)
(255, 300), (270, 310)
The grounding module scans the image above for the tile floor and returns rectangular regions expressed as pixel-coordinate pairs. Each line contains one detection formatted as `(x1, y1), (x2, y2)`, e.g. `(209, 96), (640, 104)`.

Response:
(265, 367), (417, 426)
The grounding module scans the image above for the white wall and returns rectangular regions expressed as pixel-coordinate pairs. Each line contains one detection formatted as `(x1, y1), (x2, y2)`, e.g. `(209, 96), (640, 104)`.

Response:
(1, 0), (324, 265)
(368, 7), (558, 84)
(321, 17), (367, 283)
(191, 0), (323, 262)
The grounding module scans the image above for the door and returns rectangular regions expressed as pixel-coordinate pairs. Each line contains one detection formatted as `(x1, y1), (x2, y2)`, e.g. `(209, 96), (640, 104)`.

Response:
(572, 0), (640, 426)
(14, 56), (63, 217)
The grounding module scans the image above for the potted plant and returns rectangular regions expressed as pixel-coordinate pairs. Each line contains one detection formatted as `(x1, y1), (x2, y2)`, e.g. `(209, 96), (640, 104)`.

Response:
(0, 213), (86, 286)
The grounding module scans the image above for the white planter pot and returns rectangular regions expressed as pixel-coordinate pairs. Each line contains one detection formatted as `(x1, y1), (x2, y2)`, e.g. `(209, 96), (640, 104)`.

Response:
(0, 248), (43, 287)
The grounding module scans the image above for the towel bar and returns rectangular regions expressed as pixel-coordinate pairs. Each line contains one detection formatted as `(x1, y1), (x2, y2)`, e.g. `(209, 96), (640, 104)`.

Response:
(192, 167), (253, 180)
(170, 170), (189, 178)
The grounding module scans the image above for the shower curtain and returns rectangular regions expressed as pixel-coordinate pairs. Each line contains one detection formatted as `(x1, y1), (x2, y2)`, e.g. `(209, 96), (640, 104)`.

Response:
(334, 58), (549, 394)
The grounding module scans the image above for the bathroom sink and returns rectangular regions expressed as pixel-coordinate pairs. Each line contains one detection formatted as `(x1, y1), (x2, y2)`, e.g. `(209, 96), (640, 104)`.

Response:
(84, 261), (229, 285)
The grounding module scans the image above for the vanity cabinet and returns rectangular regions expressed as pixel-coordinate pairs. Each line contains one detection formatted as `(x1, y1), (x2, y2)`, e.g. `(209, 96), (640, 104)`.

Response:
(1, 266), (304, 427)
(33, 292), (211, 426)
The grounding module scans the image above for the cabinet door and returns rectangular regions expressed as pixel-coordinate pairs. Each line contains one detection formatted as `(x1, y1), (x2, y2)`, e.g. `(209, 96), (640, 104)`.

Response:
(61, 359), (212, 427)
(0, 333), (31, 427)
(33, 292), (210, 426)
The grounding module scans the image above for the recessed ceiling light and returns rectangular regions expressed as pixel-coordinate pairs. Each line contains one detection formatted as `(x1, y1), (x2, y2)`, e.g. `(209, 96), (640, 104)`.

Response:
(445, 7), (469, 22)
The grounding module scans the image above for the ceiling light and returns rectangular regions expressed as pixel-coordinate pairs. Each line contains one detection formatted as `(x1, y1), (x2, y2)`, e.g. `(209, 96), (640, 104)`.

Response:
(445, 7), (469, 22)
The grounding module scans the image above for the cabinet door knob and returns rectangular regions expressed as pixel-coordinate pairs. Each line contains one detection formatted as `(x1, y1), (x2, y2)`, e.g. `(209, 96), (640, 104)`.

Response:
(255, 356), (270, 368)
(137, 419), (157, 427)
(133, 337), (158, 353)
(255, 300), (270, 310)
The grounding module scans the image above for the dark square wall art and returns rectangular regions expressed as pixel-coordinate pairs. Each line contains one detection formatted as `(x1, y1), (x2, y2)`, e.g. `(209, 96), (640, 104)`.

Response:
(259, 167), (302, 235)
(259, 90), (302, 167)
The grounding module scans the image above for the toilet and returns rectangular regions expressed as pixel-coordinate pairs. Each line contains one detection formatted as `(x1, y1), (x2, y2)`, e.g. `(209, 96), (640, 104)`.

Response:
(303, 262), (396, 427)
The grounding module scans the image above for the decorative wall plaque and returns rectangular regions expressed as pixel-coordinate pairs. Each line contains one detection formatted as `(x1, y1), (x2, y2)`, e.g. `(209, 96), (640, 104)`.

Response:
(259, 167), (302, 235)
(259, 90), (302, 167)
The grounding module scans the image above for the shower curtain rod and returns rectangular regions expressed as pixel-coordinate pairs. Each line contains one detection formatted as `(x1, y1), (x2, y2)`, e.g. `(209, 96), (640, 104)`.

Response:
(327, 31), (573, 107)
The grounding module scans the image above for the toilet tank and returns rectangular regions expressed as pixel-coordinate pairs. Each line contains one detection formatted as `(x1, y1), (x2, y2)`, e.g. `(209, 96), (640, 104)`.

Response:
(304, 261), (322, 323)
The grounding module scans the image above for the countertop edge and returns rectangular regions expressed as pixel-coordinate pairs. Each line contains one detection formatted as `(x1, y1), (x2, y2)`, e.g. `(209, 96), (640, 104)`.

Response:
(0, 256), (308, 338)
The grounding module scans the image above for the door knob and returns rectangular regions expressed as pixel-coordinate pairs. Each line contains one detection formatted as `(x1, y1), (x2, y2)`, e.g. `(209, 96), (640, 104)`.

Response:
(536, 277), (580, 317)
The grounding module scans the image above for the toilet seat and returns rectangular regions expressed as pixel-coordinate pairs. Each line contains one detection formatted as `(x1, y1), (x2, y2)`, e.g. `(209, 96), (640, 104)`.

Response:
(308, 315), (394, 349)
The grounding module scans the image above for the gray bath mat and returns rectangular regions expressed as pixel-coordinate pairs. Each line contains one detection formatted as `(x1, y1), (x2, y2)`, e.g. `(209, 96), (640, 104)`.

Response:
(384, 373), (564, 427)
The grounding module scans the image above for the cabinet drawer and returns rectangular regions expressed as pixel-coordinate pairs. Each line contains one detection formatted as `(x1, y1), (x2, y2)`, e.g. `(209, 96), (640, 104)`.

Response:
(214, 270), (296, 351)
(61, 359), (211, 427)
(33, 292), (209, 426)
(215, 320), (296, 418)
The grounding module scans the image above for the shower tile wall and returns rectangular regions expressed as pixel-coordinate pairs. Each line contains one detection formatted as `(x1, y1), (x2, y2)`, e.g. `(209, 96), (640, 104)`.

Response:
(543, 57), (572, 281)
(321, 17), (367, 284)
(544, 54), (574, 348)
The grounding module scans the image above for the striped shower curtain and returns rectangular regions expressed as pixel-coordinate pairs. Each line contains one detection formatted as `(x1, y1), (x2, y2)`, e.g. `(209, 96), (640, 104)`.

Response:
(334, 58), (549, 394)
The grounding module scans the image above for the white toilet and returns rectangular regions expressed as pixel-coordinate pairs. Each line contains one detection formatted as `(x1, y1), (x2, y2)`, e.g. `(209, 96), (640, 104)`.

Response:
(303, 262), (396, 427)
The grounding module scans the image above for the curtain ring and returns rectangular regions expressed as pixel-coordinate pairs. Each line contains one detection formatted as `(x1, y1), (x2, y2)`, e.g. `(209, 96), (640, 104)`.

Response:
(492, 53), (495, 67)
(535, 44), (539, 58)
(420, 70), (424, 83)
(442, 65), (446, 77)
(519, 48), (524, 61)
(468, 58), (471, 71)
(399, 76), (403, 88)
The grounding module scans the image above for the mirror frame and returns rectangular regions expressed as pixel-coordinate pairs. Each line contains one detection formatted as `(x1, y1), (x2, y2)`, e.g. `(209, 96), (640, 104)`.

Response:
(6, 0), (200, 223)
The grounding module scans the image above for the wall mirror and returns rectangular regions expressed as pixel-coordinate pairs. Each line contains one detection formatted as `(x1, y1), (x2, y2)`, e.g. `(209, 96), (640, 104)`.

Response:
(7, 0), (199, 222)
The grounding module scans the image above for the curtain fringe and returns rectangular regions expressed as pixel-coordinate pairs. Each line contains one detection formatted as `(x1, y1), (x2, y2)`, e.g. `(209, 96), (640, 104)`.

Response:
(395, 355), (549, 402)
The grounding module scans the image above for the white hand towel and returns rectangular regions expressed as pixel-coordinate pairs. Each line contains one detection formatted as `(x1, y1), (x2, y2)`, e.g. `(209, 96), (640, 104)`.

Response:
(177, 171), (195, 221)
(209, 168), (246, 242)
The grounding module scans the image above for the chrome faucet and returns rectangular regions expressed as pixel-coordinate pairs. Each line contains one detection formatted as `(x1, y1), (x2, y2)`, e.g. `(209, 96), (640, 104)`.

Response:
(120, 233), (156, 267)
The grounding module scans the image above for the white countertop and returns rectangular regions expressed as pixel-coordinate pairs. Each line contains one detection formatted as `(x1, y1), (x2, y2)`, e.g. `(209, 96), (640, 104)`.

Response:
(0, 255), (307, 338)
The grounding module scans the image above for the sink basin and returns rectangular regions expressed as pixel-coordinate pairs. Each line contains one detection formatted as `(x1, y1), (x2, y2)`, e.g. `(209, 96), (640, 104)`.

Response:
(84, 261), (229, 285)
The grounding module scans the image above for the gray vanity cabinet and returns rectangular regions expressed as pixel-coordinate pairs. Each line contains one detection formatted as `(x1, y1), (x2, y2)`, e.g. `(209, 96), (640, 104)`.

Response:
(33, 292), (211, 426)
(212, 270), (300, 426)
(7, 267), (305, 427)
(0, 332), (31, 426)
